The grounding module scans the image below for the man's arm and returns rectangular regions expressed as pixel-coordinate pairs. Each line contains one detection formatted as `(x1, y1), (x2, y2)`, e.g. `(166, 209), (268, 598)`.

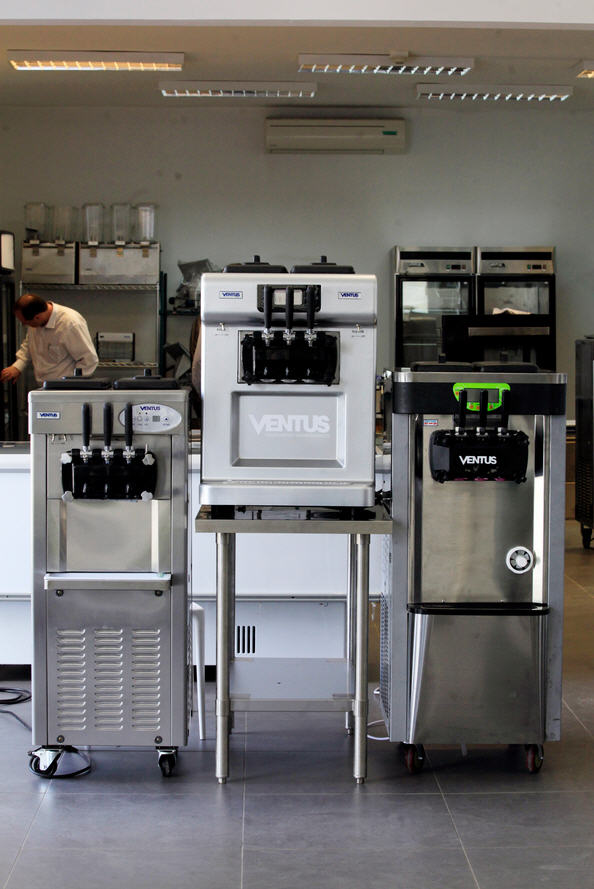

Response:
(1, 332), (30, 382)
(63, 319), (99, 376)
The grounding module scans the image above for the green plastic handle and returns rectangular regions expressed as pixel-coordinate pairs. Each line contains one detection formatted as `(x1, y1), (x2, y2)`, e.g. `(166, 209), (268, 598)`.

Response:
(452, 382), (510, 412)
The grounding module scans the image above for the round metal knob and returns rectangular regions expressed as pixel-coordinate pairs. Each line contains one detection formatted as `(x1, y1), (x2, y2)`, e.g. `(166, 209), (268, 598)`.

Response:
(506, 546), (534, 574)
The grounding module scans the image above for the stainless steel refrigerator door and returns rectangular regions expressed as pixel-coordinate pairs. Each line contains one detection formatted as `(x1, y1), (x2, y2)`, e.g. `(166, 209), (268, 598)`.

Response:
(407, 609), (547, 744)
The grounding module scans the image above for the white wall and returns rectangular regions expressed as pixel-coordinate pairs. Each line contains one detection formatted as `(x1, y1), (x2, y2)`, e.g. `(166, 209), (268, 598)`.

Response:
(1, 104), (593, 412)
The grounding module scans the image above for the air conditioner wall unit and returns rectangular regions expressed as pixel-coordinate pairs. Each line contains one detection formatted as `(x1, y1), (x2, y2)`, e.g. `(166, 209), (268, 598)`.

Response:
(265, 118), (406, 154)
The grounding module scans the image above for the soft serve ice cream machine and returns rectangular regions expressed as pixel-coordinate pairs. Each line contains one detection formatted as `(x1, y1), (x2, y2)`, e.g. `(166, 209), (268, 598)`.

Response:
(29, 381), (189, 777)
(200, 270), (377, 507)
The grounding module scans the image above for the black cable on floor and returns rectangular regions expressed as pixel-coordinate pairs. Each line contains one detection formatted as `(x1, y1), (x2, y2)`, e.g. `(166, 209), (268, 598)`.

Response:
(0, 687), (32, 731)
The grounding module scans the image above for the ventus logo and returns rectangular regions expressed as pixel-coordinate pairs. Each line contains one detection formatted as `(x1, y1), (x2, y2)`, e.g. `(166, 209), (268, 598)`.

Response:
(338, 291), (361, 299)
(459, 455), (497, 466)
(249, 414), (331, 435)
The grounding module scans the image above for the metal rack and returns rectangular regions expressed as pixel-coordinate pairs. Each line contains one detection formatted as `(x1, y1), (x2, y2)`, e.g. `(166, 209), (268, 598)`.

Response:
(195, 504), (391, 784)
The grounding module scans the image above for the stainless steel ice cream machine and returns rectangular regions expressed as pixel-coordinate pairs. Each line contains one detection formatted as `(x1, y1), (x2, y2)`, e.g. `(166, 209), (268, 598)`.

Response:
(29, 379), (189, 777)
(381, 368), (566, 773)
(200, 265), (377, 507)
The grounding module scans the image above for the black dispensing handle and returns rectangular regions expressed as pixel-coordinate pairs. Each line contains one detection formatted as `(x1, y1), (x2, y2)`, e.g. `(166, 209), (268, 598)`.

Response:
(125, 402), (134, 449)
(457, 388), (468, 430)
(478, 389), (488, 430)
(500, 388), (510, 432)
(103, 402), (113, 449)
(305, 285), (316, 330)
(285, 288), (294, 332)
(263, 285), (273, 331)
(81, 403), (91, 449)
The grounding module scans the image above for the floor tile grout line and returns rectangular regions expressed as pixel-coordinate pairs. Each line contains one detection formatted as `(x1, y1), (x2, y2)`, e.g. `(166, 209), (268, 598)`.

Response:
(564, 573), (594, 600)
(2, 790), (48, 889)
(433, 771), (482, 889)
(562, 698), (594, 740)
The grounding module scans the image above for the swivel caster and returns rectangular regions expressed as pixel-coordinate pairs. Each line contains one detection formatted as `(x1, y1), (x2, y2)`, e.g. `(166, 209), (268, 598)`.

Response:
(28, 746), (62, 777)
(525, 744), (544, 774)
(157, 748), (177, 777)
(403, 744), (425, 774)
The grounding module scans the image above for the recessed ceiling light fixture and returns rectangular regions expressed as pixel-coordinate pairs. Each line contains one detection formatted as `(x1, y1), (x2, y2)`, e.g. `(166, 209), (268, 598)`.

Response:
(576, 60), (594, 79)
(8, 51), (184, 72)
(298, 53), (473, 76)
(416, 83), (573, 102)
(159, 81), (317, 98)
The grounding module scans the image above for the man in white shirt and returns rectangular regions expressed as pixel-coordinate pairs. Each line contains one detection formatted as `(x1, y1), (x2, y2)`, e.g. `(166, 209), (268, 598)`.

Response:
(1, 293), (98, 385)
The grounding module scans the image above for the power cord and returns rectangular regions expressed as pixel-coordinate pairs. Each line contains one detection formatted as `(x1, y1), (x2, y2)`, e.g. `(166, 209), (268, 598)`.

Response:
(0, 686), (32, 732)
(367, 686), (389, 741)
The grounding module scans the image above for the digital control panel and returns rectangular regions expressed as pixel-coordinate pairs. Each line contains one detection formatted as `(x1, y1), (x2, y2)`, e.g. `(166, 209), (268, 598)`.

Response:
(118, 403), (182, 432)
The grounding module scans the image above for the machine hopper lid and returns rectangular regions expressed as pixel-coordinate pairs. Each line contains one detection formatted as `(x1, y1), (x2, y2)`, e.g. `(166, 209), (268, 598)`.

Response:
(223, 254), (287, 273)
(290, 255), (355, 274)
(113, 373), (179, 389)
(409, 361), (474, 373)
(42, 376), (111, 389)
(474, 362), (540, 373)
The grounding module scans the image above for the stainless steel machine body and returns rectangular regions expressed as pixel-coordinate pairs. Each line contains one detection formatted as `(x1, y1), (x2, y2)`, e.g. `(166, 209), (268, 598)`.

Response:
(200, 272), (377, 507)
(78, 243), (160, 284)
(29, 386), (189, 773)
(575, 337), (594, 549)
(381, 370), (566, 765)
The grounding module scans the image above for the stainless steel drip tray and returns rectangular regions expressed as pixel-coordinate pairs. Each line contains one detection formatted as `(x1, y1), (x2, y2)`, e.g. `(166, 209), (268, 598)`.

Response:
(47, 499), (171, 572)
(407, 603), (548, 745)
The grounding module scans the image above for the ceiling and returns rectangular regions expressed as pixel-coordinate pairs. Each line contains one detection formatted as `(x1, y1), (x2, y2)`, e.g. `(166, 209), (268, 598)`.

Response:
(1, 23), (593, 111)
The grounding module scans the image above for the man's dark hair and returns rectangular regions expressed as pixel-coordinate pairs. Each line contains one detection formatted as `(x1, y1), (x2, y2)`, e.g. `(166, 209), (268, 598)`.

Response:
(15, 294), (49, 321)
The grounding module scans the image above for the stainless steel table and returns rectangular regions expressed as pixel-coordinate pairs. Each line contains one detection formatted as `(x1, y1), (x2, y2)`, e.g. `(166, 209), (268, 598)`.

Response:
(195, 505), (392, 784)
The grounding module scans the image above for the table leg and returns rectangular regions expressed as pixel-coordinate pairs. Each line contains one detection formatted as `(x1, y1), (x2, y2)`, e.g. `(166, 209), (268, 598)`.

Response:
(353, 533), (370, 783)
(345, 534), (357, 734)
(215, 532), (235, 783)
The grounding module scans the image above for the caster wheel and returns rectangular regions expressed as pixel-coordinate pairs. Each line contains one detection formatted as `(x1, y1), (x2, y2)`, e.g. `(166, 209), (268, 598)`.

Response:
(29, 754), (58, 777)
(581, 525), (592, 550)
(403, 744), (425, 774)
(525, 744), (544, 774)
(159, 754), (176, 777)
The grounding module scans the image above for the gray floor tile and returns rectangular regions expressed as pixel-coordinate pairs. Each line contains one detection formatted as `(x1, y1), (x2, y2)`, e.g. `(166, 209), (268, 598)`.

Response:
(243, 846), (477, 889)
(5, 844), (242, 889)
(244, 748), (440, 793)
(25, 789), (244, 852)
(447, 792), (594, 848)
(243, 710), (356, 752)
(0, 793), (45, 886)
(244, 792), (459, 851)
(466, 846), (594, 889)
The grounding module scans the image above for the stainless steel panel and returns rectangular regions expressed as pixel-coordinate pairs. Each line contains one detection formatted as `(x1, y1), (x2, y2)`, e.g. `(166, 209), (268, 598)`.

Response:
(47, 499), (171, 572)
(407, 611), (546, 744)
(78, 244), (159, 284)
(418, 415), (535, 604)
(394, 246), (476, 276)
(46, 586), (172, 747)
(21, 244), (76, 284)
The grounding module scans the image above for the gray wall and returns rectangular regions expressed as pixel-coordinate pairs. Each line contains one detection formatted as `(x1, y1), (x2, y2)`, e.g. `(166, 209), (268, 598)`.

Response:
(1, 105), (592, 411)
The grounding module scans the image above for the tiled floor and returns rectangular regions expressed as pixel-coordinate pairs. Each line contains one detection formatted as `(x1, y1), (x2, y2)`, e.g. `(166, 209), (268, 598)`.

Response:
(0, 521), (592, 889)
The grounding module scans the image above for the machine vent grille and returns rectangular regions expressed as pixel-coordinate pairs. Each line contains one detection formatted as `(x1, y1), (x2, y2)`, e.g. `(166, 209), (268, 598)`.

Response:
(236, 625), (256, 655)
(131, 629), (162, 731)
(56, 629), (87, 731)
(576, 457), (593, 525)
(379, 594), (391, 719)
(94, 629), (124, 731)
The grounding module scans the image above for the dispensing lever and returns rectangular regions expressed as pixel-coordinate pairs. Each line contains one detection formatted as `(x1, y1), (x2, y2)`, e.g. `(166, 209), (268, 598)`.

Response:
(262, 285), (274, 344)
(455, 389), (468, 433)
(81, 403), (92, 462)
(123, 402), (135, 462)
(477, 389), (488, 435)
(102, 402), (114, 462)
(283, 288), (295, 343)
(498, 388), (510, 435)
(305, 285), (317, 344)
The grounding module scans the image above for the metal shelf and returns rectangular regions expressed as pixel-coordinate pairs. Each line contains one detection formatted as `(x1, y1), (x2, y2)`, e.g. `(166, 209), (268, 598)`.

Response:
(26, 283), (159, 292)
(230, 657), (354, 711)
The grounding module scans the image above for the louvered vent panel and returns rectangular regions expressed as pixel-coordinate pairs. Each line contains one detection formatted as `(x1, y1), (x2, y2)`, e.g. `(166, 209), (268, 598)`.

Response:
(236, 625), (256, 655)
(56, 629), (87, 732)
(131, 629), (162, 731)
(576, 458), (593, 525)
(94, 629), (124, 731)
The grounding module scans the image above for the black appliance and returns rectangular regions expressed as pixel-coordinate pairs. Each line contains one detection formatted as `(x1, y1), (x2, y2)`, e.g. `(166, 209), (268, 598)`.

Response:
(575, 336), (594, 549)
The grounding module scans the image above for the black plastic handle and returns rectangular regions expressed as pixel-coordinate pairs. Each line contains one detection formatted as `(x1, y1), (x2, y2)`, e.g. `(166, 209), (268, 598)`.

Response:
(285, 288), (294, 331)
(125, 402), (133, 449)
(263, 285), (273, 330)
(305, 285), (316, 330)
(478, 389), (488, 429)
(500, 388), (510, 431)
(103, 402), (113, 449)
(81, 403), (91, 449)
(457, 389), (468, 430)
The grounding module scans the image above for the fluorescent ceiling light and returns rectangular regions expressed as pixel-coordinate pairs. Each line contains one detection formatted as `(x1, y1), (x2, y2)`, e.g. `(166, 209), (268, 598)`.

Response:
(298, 54), (473, 76)
(160, 81), (317, 98)
(576, 60), (594, 78)
(8, 51), (184, 71)
(416, 83), (573, 102)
